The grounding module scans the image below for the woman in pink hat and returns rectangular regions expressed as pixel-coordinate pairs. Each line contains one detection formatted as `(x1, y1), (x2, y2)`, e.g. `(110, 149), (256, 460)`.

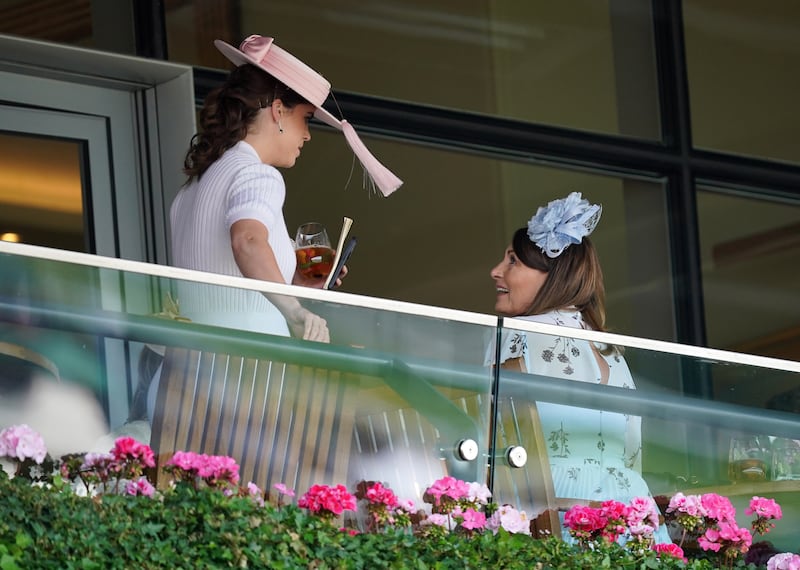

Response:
(141, 35), (402, 423)
(169, 35), (402, 341)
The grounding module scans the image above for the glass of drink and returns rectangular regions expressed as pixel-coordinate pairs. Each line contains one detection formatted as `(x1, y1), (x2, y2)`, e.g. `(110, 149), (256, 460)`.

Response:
(728, 435), (770, 483)
(294, 222), (334, 280)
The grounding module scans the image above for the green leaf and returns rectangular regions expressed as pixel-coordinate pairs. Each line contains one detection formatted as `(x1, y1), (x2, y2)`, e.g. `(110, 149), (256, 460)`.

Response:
(0, 554), (22, 570)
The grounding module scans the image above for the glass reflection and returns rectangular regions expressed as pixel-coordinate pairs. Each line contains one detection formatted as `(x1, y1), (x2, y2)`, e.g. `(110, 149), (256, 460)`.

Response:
(697, 189), (800, 363)
(282, 129), (670, 341)
(165, 0), (659, 138)
(684, 0), (800, 164)
(0, 133), (85, 252)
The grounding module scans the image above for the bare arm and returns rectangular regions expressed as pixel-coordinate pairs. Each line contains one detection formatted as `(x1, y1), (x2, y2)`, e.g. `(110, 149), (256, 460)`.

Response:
(230, 219), (329, 342)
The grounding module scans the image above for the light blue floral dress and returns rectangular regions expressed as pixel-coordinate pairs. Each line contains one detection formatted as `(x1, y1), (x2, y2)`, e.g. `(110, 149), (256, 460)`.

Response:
(492, 308), (671, 543)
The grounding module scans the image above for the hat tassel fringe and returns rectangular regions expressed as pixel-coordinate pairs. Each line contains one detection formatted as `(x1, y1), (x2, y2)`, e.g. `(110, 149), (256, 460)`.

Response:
(341, 120), (402, 197)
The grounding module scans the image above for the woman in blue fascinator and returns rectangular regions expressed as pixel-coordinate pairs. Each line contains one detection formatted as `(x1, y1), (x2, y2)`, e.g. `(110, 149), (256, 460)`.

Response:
(489, 192), (671, 544)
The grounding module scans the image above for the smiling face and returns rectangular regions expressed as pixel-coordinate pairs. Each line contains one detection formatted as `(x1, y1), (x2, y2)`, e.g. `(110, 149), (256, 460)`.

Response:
(490, 245), (548, 317)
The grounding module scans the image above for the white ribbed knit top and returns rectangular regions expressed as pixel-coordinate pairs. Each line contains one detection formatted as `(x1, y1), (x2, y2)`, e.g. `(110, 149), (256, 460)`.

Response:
(169, 141), (295, 336)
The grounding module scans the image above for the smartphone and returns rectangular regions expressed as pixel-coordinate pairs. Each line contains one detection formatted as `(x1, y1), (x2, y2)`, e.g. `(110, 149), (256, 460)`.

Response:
(327, 236), (357, 290)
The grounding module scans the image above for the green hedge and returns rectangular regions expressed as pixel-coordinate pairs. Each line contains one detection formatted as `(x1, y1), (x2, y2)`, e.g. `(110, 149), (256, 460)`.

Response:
(0, 471), (724, 570)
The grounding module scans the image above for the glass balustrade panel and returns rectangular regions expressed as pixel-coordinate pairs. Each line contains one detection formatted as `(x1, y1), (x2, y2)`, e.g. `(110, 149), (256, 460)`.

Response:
(497, 316), (800, 550)
(0, 244), (496, 513)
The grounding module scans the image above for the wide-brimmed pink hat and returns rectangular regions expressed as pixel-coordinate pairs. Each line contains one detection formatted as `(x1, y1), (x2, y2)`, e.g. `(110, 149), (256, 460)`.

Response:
(215, 35), (402, 196)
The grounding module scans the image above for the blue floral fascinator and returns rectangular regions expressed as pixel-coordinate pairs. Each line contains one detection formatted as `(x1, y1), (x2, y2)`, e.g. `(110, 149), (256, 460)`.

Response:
(527, 192), (602, 258)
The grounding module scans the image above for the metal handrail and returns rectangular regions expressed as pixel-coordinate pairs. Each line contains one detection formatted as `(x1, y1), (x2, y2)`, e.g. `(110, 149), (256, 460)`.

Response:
(2, 299), (796, 440)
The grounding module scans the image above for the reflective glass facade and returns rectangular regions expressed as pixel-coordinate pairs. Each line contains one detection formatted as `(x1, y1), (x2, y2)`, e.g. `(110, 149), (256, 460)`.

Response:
(0, 1), (798, 362)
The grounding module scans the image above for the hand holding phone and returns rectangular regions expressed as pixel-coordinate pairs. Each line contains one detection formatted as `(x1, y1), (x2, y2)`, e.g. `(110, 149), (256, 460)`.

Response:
(326, 236), (357, 290)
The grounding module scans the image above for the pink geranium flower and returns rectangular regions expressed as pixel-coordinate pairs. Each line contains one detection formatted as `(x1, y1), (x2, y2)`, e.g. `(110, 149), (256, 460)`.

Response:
(599, 500), (630, 541)
(458, 507), (486, 531)
(746, 496), (782, 519)
(0, 424), (47, 464)
(653, 542), (686, 562)
(125, 476), (155, 498)
(666, 492), (707, 531)
(196, 454), (239, 485)
(386, 498), (416, 528)
(627, 496), (660, 529)
(421, 513), (451, 531)
(746, 496), (783, 535)
(339, 527), (360, 536)
(246, 482), (265, 507)
(767, 552), (800, 570)
(600, 499), (629, 522)
(564, 504), (607, 542)
(112, 437), (155, 468)
(425, 476), (470, 507)
(698, 528), (723, 553)
(628, 522), (656, 541)
(273, 482), (296, 497)
(271, 482), (295, 510)
(397, 498), (415, 512)
(487, 504), (531, 535)
(698, 521), (752, 557)
(700, 493), (736, 523)
(360, 481), (402, 529)
(667, 492), (705, 517)
(81, 452), (114, 471)
(466, 481), (492, 505)
(298, 484), (356, 519)
(165, 451), (240, 488)
(365, 481), (398, 508)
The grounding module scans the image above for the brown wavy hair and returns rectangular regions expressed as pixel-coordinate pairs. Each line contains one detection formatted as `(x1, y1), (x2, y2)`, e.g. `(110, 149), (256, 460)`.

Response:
(183, 64), (311, 181)
(512, 227), (607, 333)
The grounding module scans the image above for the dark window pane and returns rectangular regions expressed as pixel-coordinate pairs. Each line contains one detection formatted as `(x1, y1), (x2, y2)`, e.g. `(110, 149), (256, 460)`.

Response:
(282, 129), (671, 340)
(0, 133), (85, 251)
(698, 187), (800, 359)
(0, 0), (92, 46)
(685, 0), (800, 164)
(165, 0), (660, 138)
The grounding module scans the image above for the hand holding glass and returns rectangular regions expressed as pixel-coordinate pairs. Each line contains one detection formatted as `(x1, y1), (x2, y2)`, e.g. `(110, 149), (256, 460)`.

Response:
(295, 222), (335, 280)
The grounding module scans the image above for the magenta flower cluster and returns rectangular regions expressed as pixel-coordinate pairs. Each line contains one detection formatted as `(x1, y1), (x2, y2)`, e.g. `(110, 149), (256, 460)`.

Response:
(113, 437), (155, 469)
(66, 436), (155, 494)
(3, 424), (798, 567)
(365, 481), (398, 507)
(418, 476), (494, 535)
(359, 481), (407, 530)
(297, 484), (357, 519)
(666, 492), (783, 563)
(652, 542), (688, 562)
(746, 496), (783, 535)
(424, 475), (470, 507)
(165, 450), (240, 488)
(564, 497), (661, 548)
(79, 437), (155, 481)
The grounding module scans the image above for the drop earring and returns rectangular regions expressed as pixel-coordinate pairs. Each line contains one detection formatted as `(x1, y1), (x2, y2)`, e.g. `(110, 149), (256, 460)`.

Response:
(278, 121), (284, 133)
